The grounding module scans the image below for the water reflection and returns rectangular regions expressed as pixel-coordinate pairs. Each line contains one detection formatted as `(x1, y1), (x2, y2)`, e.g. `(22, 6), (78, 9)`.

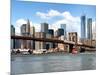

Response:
(80, 54), (96, 70)
(11, 53), (96, 75)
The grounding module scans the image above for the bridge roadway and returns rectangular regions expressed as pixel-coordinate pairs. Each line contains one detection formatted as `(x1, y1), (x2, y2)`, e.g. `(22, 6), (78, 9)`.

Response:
(11, 35), (96, 48)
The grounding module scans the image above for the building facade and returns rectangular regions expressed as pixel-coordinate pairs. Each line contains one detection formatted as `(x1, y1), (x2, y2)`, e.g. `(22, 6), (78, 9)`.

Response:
(92, 32), (96, 40)
(81, 15), (86, 39)
(30, 26), (35, 37)
(35, 32), (46, 50)
(87, 18), (92, 39)
(41, 23), (48, 34)
(20, 20), (31, 49)
(30, 26), (35, 49)
(26, 19), (30, 35)
(46, 29), (54, 49)
(11, 25), (15, 49)
(21, 24), (27, 36)
(57, 28), (64, 37)
(47, 29), (54, 38)
(11, 25), (15, 36)
(61, 24), (67, 39)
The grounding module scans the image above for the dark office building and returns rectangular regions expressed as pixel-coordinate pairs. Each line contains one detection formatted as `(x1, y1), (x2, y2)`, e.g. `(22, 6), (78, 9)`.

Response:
(57, 28), (64, 37)
(47, 29), (54, 37)
(21, 24), (27, 35)
(11, 25), (15, 36)
(15, 39), (21, 49)
(11, 25), (15, 49)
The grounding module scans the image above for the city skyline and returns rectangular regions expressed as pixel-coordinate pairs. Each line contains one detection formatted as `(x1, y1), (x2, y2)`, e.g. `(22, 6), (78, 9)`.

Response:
(11, 0), (96, 37)
(10, 1), (96, 74)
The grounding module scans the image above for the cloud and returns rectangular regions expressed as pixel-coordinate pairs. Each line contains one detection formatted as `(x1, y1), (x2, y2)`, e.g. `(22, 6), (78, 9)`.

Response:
(15, 19), (27, 34)
(15, 19), (41, 34)
(50, 18), (80, 37)
(27, 21), (41, 32)
(32, 23), (41, 32)
(43, 10), (81, 37)
(36, 9), (61, 19)
(15, 9), (95, 39)
(36, 9), (80, 22)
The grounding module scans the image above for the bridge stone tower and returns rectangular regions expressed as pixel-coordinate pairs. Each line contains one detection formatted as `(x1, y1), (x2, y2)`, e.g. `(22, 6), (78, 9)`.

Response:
(68, 32), (78, 53)
(68, 32), (78, 43)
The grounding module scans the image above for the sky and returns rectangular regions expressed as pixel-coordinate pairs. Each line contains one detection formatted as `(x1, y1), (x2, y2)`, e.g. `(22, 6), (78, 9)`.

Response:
(11, 0), (96, 37)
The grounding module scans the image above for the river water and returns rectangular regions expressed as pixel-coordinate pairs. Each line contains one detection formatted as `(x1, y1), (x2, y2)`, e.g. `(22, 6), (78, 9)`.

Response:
(11, 53), (96, 75)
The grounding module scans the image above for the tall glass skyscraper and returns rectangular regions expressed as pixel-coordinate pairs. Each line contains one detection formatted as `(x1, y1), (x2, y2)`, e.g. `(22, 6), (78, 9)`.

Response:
(61, 24), (67, 39)
(81, 15), (86, 39)
(87, 18), (92, 39)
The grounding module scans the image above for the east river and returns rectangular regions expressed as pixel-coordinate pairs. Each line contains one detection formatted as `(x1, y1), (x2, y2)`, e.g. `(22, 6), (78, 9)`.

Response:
(11, 52), (96, 75)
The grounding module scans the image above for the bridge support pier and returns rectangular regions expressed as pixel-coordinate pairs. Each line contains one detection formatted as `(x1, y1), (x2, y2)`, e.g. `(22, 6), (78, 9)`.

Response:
(67, 44), (74, 53)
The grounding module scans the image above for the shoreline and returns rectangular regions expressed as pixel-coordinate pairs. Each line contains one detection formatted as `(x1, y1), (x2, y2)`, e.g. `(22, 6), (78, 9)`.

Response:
(11, 51), (96, 57)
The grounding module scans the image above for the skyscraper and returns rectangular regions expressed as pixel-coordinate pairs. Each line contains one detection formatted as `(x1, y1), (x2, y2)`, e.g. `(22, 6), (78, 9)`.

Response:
(21, 24), (27, 49)
(41, 23), (48, 34)
(20, 20), (31, 49)
(11, 25), (15, 36)
(61, 24), (67, 39)
(30, 26), (35, 37)
(46, 29), (54, 49)
(35, 32), (46, 50)
(87, 18), (92, 39)
(21, 24), (27, 36)
(81, 15), (86, 39)
(21, 19), (30, 36)
(30, 26), (35, 49)
(26, 19), (30, 35)
(57, 28), (64, 37)
(41, 22), (49, 40)
(92, 32), (96, 40)
(11, 25), (15, 49)
(47, 29), (54, 37)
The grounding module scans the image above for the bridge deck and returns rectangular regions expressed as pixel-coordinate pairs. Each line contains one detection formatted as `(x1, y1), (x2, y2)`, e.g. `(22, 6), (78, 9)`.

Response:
(11, 35), (96, 48)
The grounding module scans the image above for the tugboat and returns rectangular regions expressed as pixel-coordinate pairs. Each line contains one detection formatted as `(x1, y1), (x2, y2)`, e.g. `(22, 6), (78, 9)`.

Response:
(72, 46), (78, 54)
